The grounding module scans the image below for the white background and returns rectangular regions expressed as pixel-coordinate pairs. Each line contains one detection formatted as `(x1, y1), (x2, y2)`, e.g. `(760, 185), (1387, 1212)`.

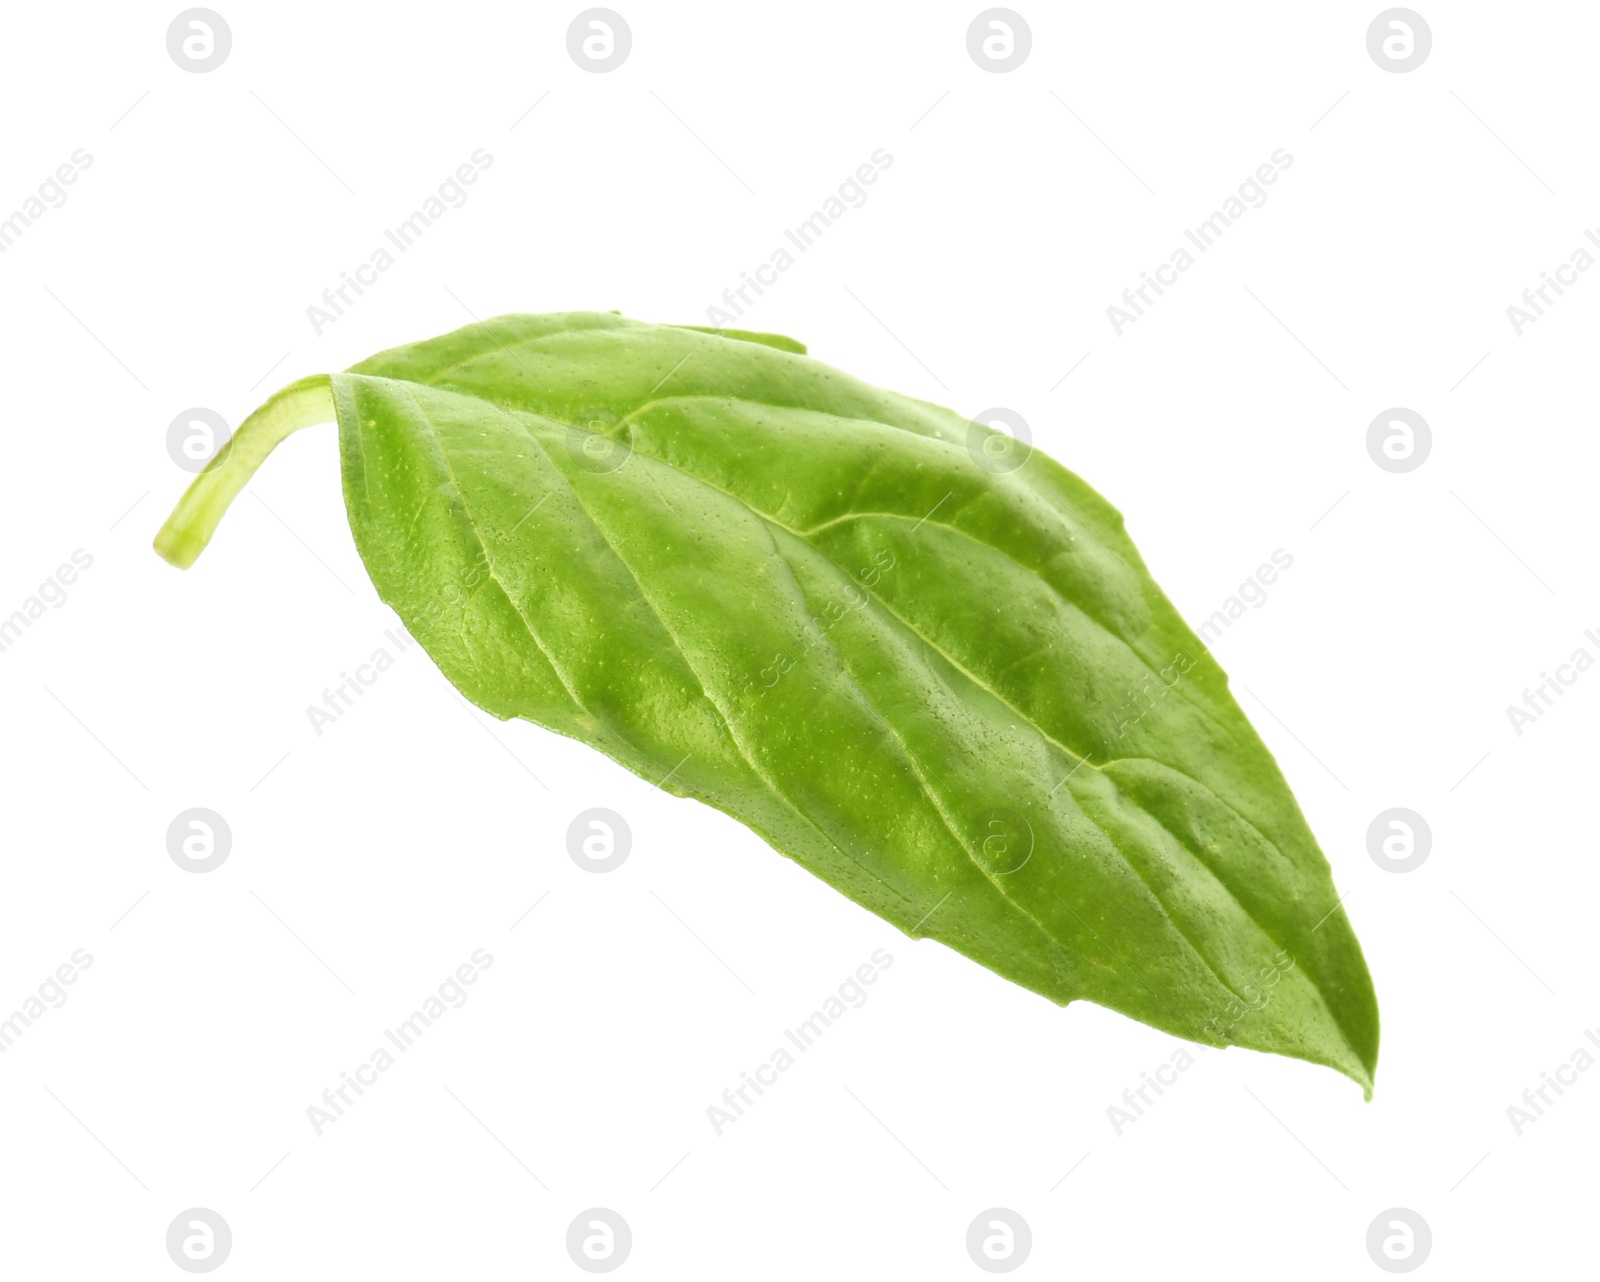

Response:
(1, 1), (1594, 1276)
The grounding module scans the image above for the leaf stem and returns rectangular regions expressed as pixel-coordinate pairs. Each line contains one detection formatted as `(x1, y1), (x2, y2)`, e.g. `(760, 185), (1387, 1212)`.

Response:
(153, 374), (335, 569)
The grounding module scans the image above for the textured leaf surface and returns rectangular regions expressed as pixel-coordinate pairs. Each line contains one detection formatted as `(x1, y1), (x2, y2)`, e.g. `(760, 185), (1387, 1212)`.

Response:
(158, 312), (1378, 1093)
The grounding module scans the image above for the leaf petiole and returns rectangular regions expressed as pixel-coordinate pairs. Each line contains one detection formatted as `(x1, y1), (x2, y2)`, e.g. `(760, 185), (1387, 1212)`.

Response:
(153, 374), (335, 569)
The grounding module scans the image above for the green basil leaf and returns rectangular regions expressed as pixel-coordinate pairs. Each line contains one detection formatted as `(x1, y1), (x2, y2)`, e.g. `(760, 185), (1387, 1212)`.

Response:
(155, 311), (1378, 1095)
